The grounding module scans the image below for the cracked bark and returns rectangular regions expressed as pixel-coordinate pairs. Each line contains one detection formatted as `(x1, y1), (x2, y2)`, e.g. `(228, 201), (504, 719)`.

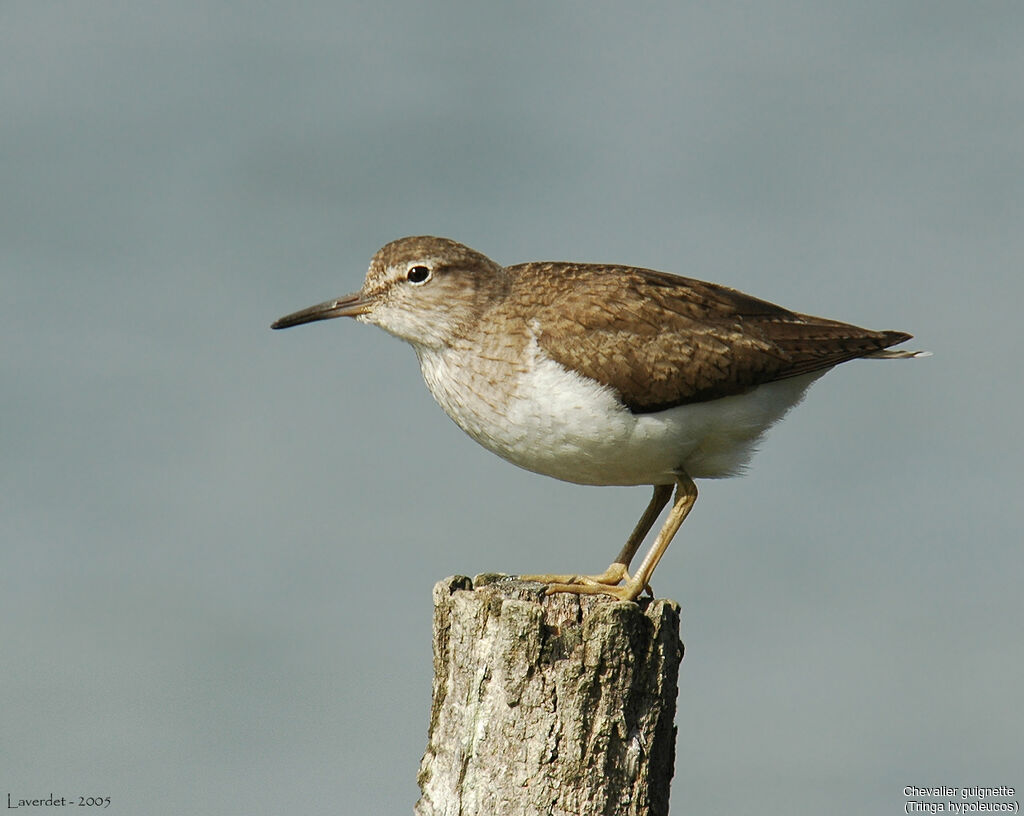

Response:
(415, 575), (683, 816)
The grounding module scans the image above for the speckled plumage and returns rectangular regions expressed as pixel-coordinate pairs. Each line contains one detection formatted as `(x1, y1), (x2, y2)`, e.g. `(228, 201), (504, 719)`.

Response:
(502, 260), (910, 413)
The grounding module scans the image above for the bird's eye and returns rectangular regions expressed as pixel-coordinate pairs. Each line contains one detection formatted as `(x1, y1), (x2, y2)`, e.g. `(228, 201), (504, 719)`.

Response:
(407, 265), (431, 284)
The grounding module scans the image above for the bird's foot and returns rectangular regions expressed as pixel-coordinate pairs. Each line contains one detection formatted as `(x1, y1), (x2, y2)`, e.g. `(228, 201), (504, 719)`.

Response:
(519, 563), (653, 602)
(520, 562), (627, 587)
(543, 578), (649, 602)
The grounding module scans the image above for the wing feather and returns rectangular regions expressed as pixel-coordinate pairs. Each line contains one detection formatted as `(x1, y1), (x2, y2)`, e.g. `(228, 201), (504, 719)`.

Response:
(510, 263), (912, 413)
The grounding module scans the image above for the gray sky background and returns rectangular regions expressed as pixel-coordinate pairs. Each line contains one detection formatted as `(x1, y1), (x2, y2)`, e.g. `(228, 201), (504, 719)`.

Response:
(3, 2), (1022, 814)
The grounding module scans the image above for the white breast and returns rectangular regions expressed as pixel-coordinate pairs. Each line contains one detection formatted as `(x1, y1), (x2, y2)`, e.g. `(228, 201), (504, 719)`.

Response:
(415, 338), (824, 486)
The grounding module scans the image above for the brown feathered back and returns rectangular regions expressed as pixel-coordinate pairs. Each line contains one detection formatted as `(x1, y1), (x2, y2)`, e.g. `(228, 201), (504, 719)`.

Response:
(506, 262), (911, 413)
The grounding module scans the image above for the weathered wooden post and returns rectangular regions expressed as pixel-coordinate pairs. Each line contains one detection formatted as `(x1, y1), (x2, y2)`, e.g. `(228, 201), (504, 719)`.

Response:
(416, 575), (683, 816)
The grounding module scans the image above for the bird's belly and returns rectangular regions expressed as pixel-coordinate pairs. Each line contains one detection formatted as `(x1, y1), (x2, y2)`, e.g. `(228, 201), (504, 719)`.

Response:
(417, 347), (823, 486)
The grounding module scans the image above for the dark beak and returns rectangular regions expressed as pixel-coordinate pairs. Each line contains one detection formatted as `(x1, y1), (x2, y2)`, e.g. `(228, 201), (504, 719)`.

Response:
(271, 292), (371, 329)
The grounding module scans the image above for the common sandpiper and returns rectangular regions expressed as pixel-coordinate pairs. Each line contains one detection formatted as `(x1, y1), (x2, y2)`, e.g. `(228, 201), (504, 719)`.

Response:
(272, 236), (926, 601)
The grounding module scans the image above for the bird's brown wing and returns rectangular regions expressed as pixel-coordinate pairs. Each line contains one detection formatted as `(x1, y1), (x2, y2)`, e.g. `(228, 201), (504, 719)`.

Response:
(515, 263), (912, 413)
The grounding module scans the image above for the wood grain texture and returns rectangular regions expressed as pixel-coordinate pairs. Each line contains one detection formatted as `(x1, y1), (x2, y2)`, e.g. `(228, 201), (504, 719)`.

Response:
(416, 576), (682, 816)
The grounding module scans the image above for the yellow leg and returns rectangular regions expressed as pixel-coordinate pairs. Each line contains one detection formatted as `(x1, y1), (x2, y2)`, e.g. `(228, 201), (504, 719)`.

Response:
(541, 475), (698, 601)
(520, 484), (673, 588)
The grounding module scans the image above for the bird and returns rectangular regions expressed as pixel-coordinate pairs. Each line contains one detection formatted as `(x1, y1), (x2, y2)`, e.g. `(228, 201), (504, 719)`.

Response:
(272, 236), (926, 601)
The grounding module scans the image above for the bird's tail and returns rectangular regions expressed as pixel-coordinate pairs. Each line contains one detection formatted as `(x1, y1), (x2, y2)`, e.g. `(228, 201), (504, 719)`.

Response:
(864, 348), (932, 359)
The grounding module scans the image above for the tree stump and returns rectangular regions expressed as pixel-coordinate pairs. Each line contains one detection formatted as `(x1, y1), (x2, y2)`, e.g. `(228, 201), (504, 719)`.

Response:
(415, 575), (683, 816)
